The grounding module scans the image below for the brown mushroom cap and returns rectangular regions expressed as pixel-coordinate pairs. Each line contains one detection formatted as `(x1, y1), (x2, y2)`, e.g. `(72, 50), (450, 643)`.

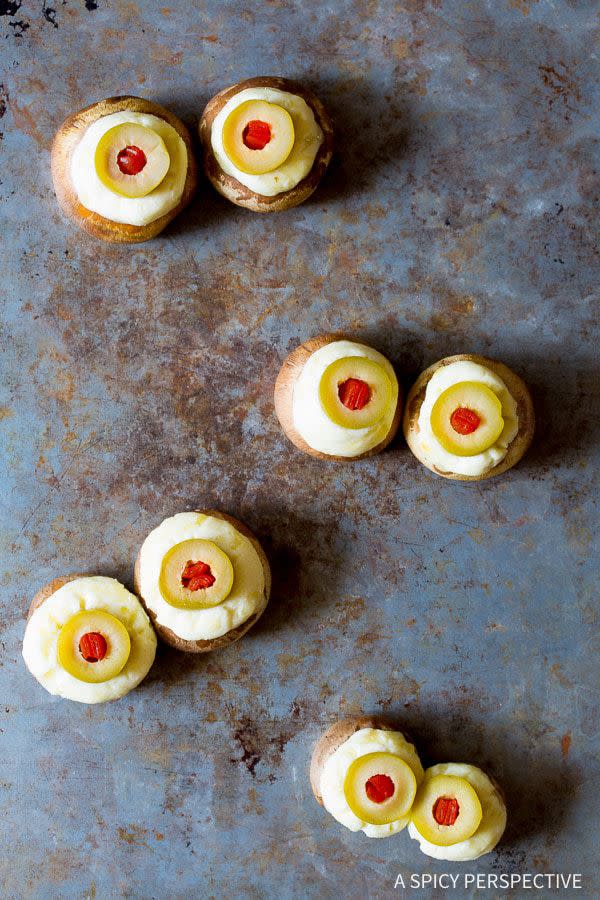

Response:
(310, 715), (409, 805)
(274, 332), (402, 461)
(199, 76), (334, 212)
(51, 95), (198, 243)
(402, 354), (535, 481)
(133, 510), (271, 654)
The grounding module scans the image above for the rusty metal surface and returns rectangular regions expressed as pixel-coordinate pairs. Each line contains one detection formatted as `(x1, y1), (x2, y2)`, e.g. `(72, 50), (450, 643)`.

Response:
(1, 1), (598, 898)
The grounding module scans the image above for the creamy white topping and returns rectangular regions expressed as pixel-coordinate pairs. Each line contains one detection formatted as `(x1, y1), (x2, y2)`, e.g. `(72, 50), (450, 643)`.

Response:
(210, 87), (323, 196)
(22, 576), (156, 704)
(71, 111), (188, 226)
(138, 512), (267, 641)
(292, 340), (399, 457)
(320, 728), (424, 838)
(416, 360), (518, 476)
(408, 763), (506, 860)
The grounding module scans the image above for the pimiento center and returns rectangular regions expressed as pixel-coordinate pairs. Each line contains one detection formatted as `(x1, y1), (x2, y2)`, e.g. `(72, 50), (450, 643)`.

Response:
(450, 407), (481, 435)
(79, 632), (108, 663)
(338, 378), (371, 411)
(365, 773), (395, 804)
(242, 120), (272, 151)
(181, 560), (216, 591)
(433, 796), (460, 826)
(117, 145), (147, 176)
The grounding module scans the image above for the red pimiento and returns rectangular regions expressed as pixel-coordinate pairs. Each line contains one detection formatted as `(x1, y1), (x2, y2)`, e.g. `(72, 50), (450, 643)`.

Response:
(117, 145), (147, 176)
(433, 796), (460, 826)
(181, 560), (216, 591)
(450, 406), (481, 435)
(79, 632), (108, 663)
(338, 378), (371, 411)
(365, 773), (395, 804)
(242, 120), (272, 151)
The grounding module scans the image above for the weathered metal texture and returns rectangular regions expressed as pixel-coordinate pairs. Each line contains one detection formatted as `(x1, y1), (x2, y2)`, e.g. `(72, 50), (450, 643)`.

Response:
(0, 1), (598, 898)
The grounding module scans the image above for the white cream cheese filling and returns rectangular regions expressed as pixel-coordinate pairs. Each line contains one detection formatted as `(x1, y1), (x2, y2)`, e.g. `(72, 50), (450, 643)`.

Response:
(320, 728), (424, 838)
(210, 87), (323, 197)
(408, 763), (507, 860)
(71, 110), (188, 226)
(416, 360), (518, 476)
(22, 576), (156, 704)
(292, 340), (399, 457)
(138, 512), (267, 641)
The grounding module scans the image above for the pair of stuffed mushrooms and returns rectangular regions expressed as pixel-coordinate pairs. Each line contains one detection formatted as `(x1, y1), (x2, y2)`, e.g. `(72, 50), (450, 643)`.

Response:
(275, 333), (534, 481)
(52, 77), (334, 242)
(311, 716), (507, 861)
(22, 510), (270, 704)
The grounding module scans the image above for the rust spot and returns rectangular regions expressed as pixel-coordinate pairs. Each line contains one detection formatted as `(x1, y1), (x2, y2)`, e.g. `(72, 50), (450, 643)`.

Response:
(244, 786), (265, 816)
(7, 96), (48, 148)
(508, 0), (539, 15)
(231, 716), (262, 777)
(228, 700), (319, 780)
(42, 848), (83, 883)
(117, 825), (150, 848)
(150, 46), (184, 65)
(0, 84), (8, 120)
(356, 629), (383, 648)
(550, 663), (574, 689)
(538, 63), (582, 112)
(390, 37), (410, 59)
(561, 731), (572, 759)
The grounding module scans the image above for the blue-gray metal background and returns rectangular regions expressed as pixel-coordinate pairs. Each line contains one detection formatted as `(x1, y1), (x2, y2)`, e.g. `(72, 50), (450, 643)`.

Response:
(1, 1), (598, 898)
